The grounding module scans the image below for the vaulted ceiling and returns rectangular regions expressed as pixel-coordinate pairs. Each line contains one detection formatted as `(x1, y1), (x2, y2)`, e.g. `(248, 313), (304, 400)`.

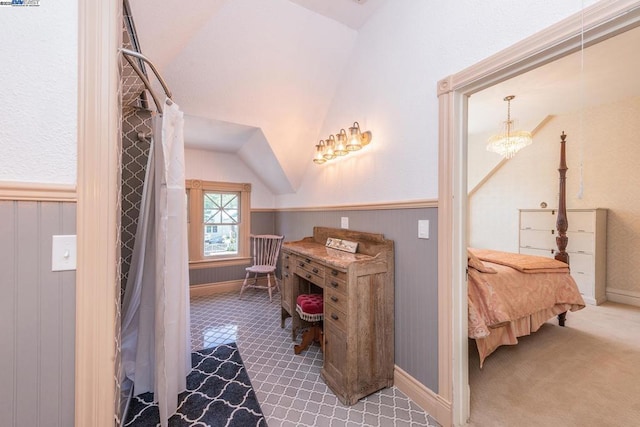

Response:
(129, 0), (387, 194)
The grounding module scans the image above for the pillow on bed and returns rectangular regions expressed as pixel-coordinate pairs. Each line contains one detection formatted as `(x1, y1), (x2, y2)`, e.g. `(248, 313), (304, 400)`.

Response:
(467, 249), (497, 274)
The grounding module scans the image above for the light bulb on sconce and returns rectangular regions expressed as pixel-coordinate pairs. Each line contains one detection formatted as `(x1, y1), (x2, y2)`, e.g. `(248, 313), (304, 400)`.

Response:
(334, 129), (349, 156)
(323, 135), (337, 160)
(313, 140), (327, 164)
(346, 121), (372, 152)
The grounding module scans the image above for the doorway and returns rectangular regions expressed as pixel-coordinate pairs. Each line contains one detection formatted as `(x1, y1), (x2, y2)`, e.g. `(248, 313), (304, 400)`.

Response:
(437, 2), (640, 425)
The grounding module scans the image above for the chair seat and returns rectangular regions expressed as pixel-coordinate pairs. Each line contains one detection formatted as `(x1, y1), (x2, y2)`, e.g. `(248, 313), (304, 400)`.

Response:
(296, 293), (324, 322)
(245, 265), (276, 274)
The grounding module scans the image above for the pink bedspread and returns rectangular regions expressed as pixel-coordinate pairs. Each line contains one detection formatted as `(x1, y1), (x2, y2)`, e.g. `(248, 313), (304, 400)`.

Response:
(468, 249), (585, 366)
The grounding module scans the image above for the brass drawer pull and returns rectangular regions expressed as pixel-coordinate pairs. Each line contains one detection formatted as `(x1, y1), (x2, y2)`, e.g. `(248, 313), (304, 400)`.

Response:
(285, 255), (289, 259)
(312, 268), (319, 274)
(330, 296), (338, 302)
(331, 281), (339, 288)
(285, 265), (289, 269)
(299, 262), (305, 267)
(305, 274), (312, 279)
(305, 258), (311, 263)
(331, 313), (339, 321)
(331, 270), (339, 276)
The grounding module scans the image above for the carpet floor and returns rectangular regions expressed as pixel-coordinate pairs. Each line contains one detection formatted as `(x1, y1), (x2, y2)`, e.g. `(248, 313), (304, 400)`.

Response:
(124, 343), (267, 427)
(468, 301), (640, 426)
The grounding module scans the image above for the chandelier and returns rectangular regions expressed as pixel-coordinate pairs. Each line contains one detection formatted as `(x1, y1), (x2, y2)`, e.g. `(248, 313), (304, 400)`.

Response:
(486, 95), (532, 159)
(313, 121), (372, 165)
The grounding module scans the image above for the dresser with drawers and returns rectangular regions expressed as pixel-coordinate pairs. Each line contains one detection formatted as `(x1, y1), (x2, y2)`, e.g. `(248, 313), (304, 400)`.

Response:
(280, 227), (394, 405)
(519, 208), (607, 305)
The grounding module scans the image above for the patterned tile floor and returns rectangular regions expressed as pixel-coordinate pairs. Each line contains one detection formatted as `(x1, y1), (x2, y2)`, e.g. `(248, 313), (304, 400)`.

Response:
(190, 290), (440, 427)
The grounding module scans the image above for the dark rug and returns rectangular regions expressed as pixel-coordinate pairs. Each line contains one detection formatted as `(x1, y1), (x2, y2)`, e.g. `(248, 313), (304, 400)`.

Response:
(125, 343), (267, 427)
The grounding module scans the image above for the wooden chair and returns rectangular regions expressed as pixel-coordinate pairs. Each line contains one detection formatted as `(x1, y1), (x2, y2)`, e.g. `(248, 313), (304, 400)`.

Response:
(294, 293), (324, 354)
(239, 234), (284, 302)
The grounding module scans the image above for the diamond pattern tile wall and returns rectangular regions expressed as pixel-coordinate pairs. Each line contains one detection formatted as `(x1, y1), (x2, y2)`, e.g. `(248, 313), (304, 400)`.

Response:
(119, 108), (152, 297)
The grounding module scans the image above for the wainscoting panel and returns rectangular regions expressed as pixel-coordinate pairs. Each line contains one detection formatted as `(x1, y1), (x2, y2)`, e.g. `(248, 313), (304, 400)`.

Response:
(0, 200), (76, 427)
(275, 208), (439, 392)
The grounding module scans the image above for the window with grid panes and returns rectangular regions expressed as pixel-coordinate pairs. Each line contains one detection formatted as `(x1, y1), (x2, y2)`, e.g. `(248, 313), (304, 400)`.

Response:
(185, 180), (251, 268)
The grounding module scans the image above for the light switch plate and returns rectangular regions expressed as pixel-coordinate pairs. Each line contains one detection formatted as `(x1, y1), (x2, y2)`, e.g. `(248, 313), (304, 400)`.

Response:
(52, 235), (77, 271)
(341, 217), (349, 229)
(418, 220), (429, 239)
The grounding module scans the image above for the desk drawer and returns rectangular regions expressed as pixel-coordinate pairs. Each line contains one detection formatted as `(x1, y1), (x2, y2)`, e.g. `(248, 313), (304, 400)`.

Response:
(297, 257), (325, 278)
(325, 273), (348, 296)
(325, 287), (348, 314)
(325, 305), (347, 333)
(297, 266), (324, 288)
(281, 252), (294, 274)
(327, 268), (347, 283)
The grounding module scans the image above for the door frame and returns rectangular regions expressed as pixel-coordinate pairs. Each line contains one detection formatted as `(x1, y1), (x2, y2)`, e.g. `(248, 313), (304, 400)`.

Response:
(437, 1), (640, 425)
(76, 1), (121, 426)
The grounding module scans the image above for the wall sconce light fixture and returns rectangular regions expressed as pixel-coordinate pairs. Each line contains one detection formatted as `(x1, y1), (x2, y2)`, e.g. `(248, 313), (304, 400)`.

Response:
(313, 121), (372, 165)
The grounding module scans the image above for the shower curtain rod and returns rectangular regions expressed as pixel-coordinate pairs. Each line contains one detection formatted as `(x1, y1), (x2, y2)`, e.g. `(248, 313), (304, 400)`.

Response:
(120, 48), (173, 114)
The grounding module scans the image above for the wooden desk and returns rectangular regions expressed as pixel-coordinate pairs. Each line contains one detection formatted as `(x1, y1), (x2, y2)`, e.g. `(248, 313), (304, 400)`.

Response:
(280, 227), (394, 405)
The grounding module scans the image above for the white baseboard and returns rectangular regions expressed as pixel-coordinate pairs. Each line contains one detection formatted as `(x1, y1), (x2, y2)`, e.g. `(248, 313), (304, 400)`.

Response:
(189, 277), (274, 297)
(606, 288), (640, 307)
(394, 365), (452, 427)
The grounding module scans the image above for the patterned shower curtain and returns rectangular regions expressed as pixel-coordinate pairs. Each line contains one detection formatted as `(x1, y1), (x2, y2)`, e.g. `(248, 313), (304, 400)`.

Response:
(121, 98), (191, 427)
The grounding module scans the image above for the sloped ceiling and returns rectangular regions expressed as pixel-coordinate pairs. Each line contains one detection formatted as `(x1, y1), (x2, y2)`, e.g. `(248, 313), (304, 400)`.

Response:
(129, 0), (386, 194)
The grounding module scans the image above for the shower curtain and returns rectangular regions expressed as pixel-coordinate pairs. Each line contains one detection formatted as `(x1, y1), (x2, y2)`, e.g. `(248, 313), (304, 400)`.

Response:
(121, 98), (191, 427)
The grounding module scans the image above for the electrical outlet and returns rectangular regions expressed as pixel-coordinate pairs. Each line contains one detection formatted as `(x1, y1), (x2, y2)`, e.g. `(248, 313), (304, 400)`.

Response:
(341, 217), (349, 229)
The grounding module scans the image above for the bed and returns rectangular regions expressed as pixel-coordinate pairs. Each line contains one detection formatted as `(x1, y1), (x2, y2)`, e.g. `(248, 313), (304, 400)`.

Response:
(468, 132), (585, 367)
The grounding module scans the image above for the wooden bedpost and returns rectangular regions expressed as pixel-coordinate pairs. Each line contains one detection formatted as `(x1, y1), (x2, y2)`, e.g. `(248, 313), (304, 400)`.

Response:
(555, 131), (569, 265)
(555, 132), (569, 327)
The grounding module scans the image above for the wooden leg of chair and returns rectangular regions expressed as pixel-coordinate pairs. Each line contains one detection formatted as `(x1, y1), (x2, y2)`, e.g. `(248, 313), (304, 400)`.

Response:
(239, 271), (250, 299)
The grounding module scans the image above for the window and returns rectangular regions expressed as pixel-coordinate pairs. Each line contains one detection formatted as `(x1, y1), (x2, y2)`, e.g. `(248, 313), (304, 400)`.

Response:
(186, 180), (251, 268)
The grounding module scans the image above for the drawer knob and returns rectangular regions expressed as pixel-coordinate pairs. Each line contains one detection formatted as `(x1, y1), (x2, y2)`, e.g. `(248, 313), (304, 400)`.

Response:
(285, 255), (289, 259)
(331, 270), (339, 276)
(330, 296), (338, 302)
(299, 262), (305, 267)
(331, 313), (339, 321)
(285, 265), (289, 269)
(305, 274), (311, 279)
(331, 281), (338, 288)
(312, 268), (319, 274)
(305, 258), (311, 263)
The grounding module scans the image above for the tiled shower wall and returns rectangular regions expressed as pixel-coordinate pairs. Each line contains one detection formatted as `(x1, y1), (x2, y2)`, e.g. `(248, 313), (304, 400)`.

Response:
(120, 108), (152, 296)
(0, 201), (76, 426)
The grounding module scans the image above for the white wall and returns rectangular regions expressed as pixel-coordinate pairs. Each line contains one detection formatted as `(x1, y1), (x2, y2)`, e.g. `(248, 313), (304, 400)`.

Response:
(0, 0), (78, 185)
(184, 148), (276, 209)
(276, 0), (599, 208)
